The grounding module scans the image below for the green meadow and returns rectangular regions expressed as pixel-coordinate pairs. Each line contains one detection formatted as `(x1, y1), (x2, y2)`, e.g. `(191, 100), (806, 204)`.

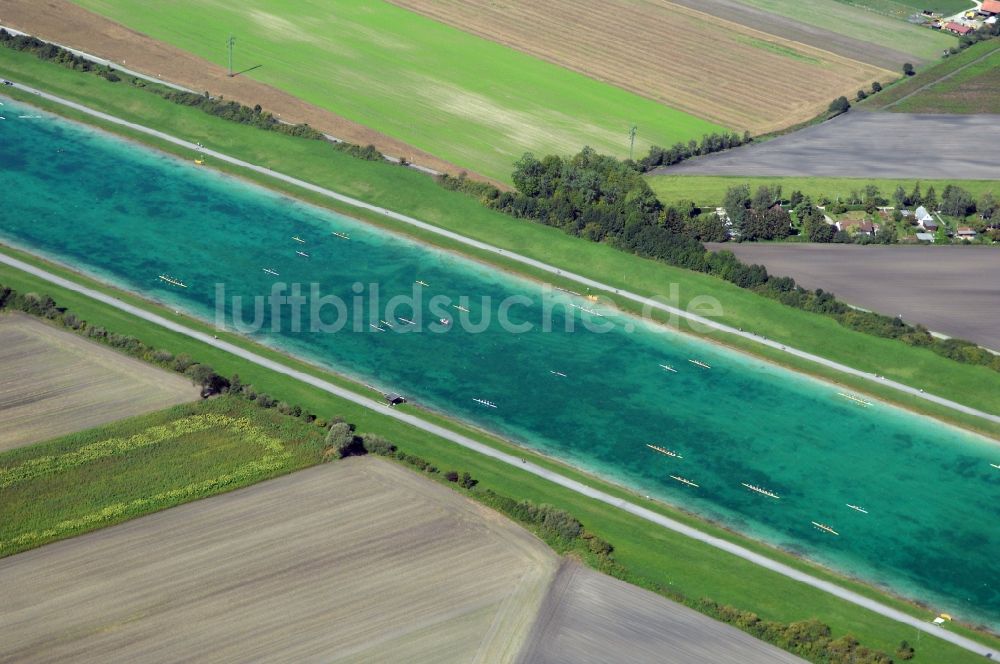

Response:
(837, 0), (973, 19)
(0, 397), (324, 557)
(735, 0), (955, 61)
(648, 174), (1000, 206)
(72, 0), (723, 182)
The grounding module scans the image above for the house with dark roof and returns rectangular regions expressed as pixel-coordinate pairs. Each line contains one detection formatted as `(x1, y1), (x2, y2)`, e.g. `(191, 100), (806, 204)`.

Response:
(956, 227), (978, 240)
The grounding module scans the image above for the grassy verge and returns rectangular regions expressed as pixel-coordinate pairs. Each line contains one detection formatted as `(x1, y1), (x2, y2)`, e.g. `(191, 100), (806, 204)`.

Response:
(1, 246), (998, 661)
(647, 174), (1000, 207)
(2, 46), (1000, 429)
(0, 396), (324, 556)
(861, 39), (1000, 110)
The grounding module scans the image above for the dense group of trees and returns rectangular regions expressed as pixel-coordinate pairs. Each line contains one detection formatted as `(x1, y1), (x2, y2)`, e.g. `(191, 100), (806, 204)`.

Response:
(638, 130), (752, 171)
(722, 184), (792, 241)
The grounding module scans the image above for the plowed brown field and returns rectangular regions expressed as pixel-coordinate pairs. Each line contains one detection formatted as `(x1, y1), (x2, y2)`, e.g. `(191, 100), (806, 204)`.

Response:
(388, 0), (893, 133)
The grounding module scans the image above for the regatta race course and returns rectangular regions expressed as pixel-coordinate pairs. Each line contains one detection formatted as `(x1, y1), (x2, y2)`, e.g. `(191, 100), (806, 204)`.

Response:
(1, 95), (998, 633)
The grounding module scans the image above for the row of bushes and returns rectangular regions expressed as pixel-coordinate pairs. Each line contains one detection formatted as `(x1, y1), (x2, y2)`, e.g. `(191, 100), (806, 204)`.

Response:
(638, 130), (752, 172)
(439, 148), (1000, 373)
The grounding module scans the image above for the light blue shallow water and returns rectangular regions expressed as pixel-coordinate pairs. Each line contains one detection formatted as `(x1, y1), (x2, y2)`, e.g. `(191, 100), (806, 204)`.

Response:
(1, 98), (998, 626)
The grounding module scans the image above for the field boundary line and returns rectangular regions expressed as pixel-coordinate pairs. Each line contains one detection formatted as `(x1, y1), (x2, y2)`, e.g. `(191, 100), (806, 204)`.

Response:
(0, 254), (996, 658)
(5, 80), (996, 425)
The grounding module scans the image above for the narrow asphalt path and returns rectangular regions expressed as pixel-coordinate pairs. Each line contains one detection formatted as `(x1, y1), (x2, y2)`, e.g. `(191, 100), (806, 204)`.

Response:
(0, 252), (994, 658)
(6, 81), (997, 426)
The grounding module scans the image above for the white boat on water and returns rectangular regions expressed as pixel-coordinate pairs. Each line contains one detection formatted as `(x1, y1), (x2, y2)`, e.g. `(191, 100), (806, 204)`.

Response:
(262, 268), (279, 276)
(811, 521), (839, 536)
(550, 370), (567, 377)
(838, 392), (872, 407)
(846, 504), (868, 514)
(296, 251), (309, 258)
(453, 304), (470, 313)
(369, 323), (385, 332)
(659, 364), (677, 373)
(741, 482), (779, 499)
(990, 463), (1000, 470)
(416, 280), (429, 287)
(473, 398), (497, 409)
(292, 235), (306, 243)
(688, 359), (711, 369)
(670, 475), (699, 488)
(646, 444), (683, 459)
(332, 231), (350, 240)
(158, 274), (187, 288)
(398, 317), (415, 325)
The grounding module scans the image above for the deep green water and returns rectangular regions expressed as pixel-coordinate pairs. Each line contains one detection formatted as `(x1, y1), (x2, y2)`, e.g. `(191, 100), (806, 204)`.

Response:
(1, 99), (998, 626)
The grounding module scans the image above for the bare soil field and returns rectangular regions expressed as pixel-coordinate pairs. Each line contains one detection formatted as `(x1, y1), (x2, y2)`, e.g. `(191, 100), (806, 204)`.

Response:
(0, 458), (557, 663)
(388, 0), (892, 133)
(706, 243), (1000, 350)
(655, 112), (1000, 179)
(0, 313), (195, 451)
(518, 561), (805, 664)
(0, 0), (480, 181)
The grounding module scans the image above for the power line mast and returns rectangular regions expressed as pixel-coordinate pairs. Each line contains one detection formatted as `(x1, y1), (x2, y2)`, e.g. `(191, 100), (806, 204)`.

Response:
(227, 35), (236, 77)
(628, 125), (638, 160)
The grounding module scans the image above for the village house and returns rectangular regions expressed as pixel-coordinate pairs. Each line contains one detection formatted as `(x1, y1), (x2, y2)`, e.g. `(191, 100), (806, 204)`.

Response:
(980, 0), (1000, 15)
(836, 218), (878, 236)
(944, 21), (973, 34)
(915, 206), (938, 231)
(915, 232), (936, 243)
(956, 227), (978, 241)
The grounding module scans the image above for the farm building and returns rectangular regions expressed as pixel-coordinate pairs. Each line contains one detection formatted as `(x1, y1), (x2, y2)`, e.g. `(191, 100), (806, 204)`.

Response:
(980, 0), (1000, 15)
(915, 232), (936, 242)
(915, 206), (938, 231)
(943, 21), (973, 35)
(836, 219), (878, 236)
(956, 227), (979, 240)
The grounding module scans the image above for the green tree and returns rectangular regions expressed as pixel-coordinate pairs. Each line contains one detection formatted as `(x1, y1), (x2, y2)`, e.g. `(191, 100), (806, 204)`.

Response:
(923, 185), (937, 211)
(871, 81), (882, 93)
(325, 422), (356, 458)
(903, 62), (915, 76)
(977, 192), (997, 221)
(893, 185), (907, 208)
(828, 96), (850, 114)
(856, 89), (867, 100)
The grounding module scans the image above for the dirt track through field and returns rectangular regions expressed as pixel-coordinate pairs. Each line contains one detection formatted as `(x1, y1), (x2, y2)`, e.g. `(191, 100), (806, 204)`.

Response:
(519, 561), (805, 664)
(388, 0), (892, 133)
(0, 458), (557, 663)
(706, 243), (1000, 350)
(0, 313), (195, 450)
(0, 0), (483, 181)
(654, 112), (1000, 178)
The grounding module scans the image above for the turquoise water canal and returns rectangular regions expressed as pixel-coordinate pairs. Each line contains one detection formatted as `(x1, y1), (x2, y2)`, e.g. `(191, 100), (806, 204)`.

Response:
(1, 98), (998, 626)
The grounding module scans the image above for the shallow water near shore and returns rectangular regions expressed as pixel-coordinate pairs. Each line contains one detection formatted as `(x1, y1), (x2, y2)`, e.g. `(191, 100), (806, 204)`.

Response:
(2, 98), (998, 628)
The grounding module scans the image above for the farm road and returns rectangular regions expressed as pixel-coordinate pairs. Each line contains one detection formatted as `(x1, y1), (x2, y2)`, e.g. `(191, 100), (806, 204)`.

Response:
(654, 112), (1000, 179)
(707, 244), (1000, 351)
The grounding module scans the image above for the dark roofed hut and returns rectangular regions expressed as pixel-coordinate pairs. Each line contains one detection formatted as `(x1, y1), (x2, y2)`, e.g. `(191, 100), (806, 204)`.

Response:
(385, 393), (406, 406)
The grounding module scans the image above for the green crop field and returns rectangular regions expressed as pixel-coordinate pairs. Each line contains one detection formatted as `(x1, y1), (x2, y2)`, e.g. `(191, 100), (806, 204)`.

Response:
(863, 40), (1000, 110)
(72, 0), (723, 183)
(837, 0), (975, 19)
(893, 48), (1000, 113)
(0, 397), (324, 557)
(648, 174), (1000, 206)
(735, 0), (956, 61)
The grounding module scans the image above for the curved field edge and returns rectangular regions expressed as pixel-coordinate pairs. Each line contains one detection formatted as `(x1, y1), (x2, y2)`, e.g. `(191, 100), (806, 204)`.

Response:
(4, 48), (999, 424)
(69, 0), (724, 183)
(0, 248), (997, 663)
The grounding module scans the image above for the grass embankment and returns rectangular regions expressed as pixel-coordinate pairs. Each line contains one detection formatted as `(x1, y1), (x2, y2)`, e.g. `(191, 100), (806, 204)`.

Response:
(647, 174), (1000, 207)
(72, 0), (723, 182)
(1, 254), (997, 662)
(892, 47), (1000, 113)
(861, 39), (1000, 110)
(3, 47), (1000, 429)
(0, 396), (324, 557)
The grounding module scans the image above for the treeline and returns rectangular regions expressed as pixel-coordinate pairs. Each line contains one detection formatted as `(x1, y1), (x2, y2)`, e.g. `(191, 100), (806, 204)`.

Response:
(0, 283), (910, 663)
(638, 130), (751, 172)
(0, 30), (391, 159)
(438, 148), (1000, 373)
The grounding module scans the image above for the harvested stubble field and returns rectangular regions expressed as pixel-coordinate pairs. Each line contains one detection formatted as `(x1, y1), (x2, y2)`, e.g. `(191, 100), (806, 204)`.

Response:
(0, 313), (194, 451)
(0, 458), (557, 663)
(519, 561), (805, 664)
(70, 0), (722, 182)
(388, 0), (892, 133)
